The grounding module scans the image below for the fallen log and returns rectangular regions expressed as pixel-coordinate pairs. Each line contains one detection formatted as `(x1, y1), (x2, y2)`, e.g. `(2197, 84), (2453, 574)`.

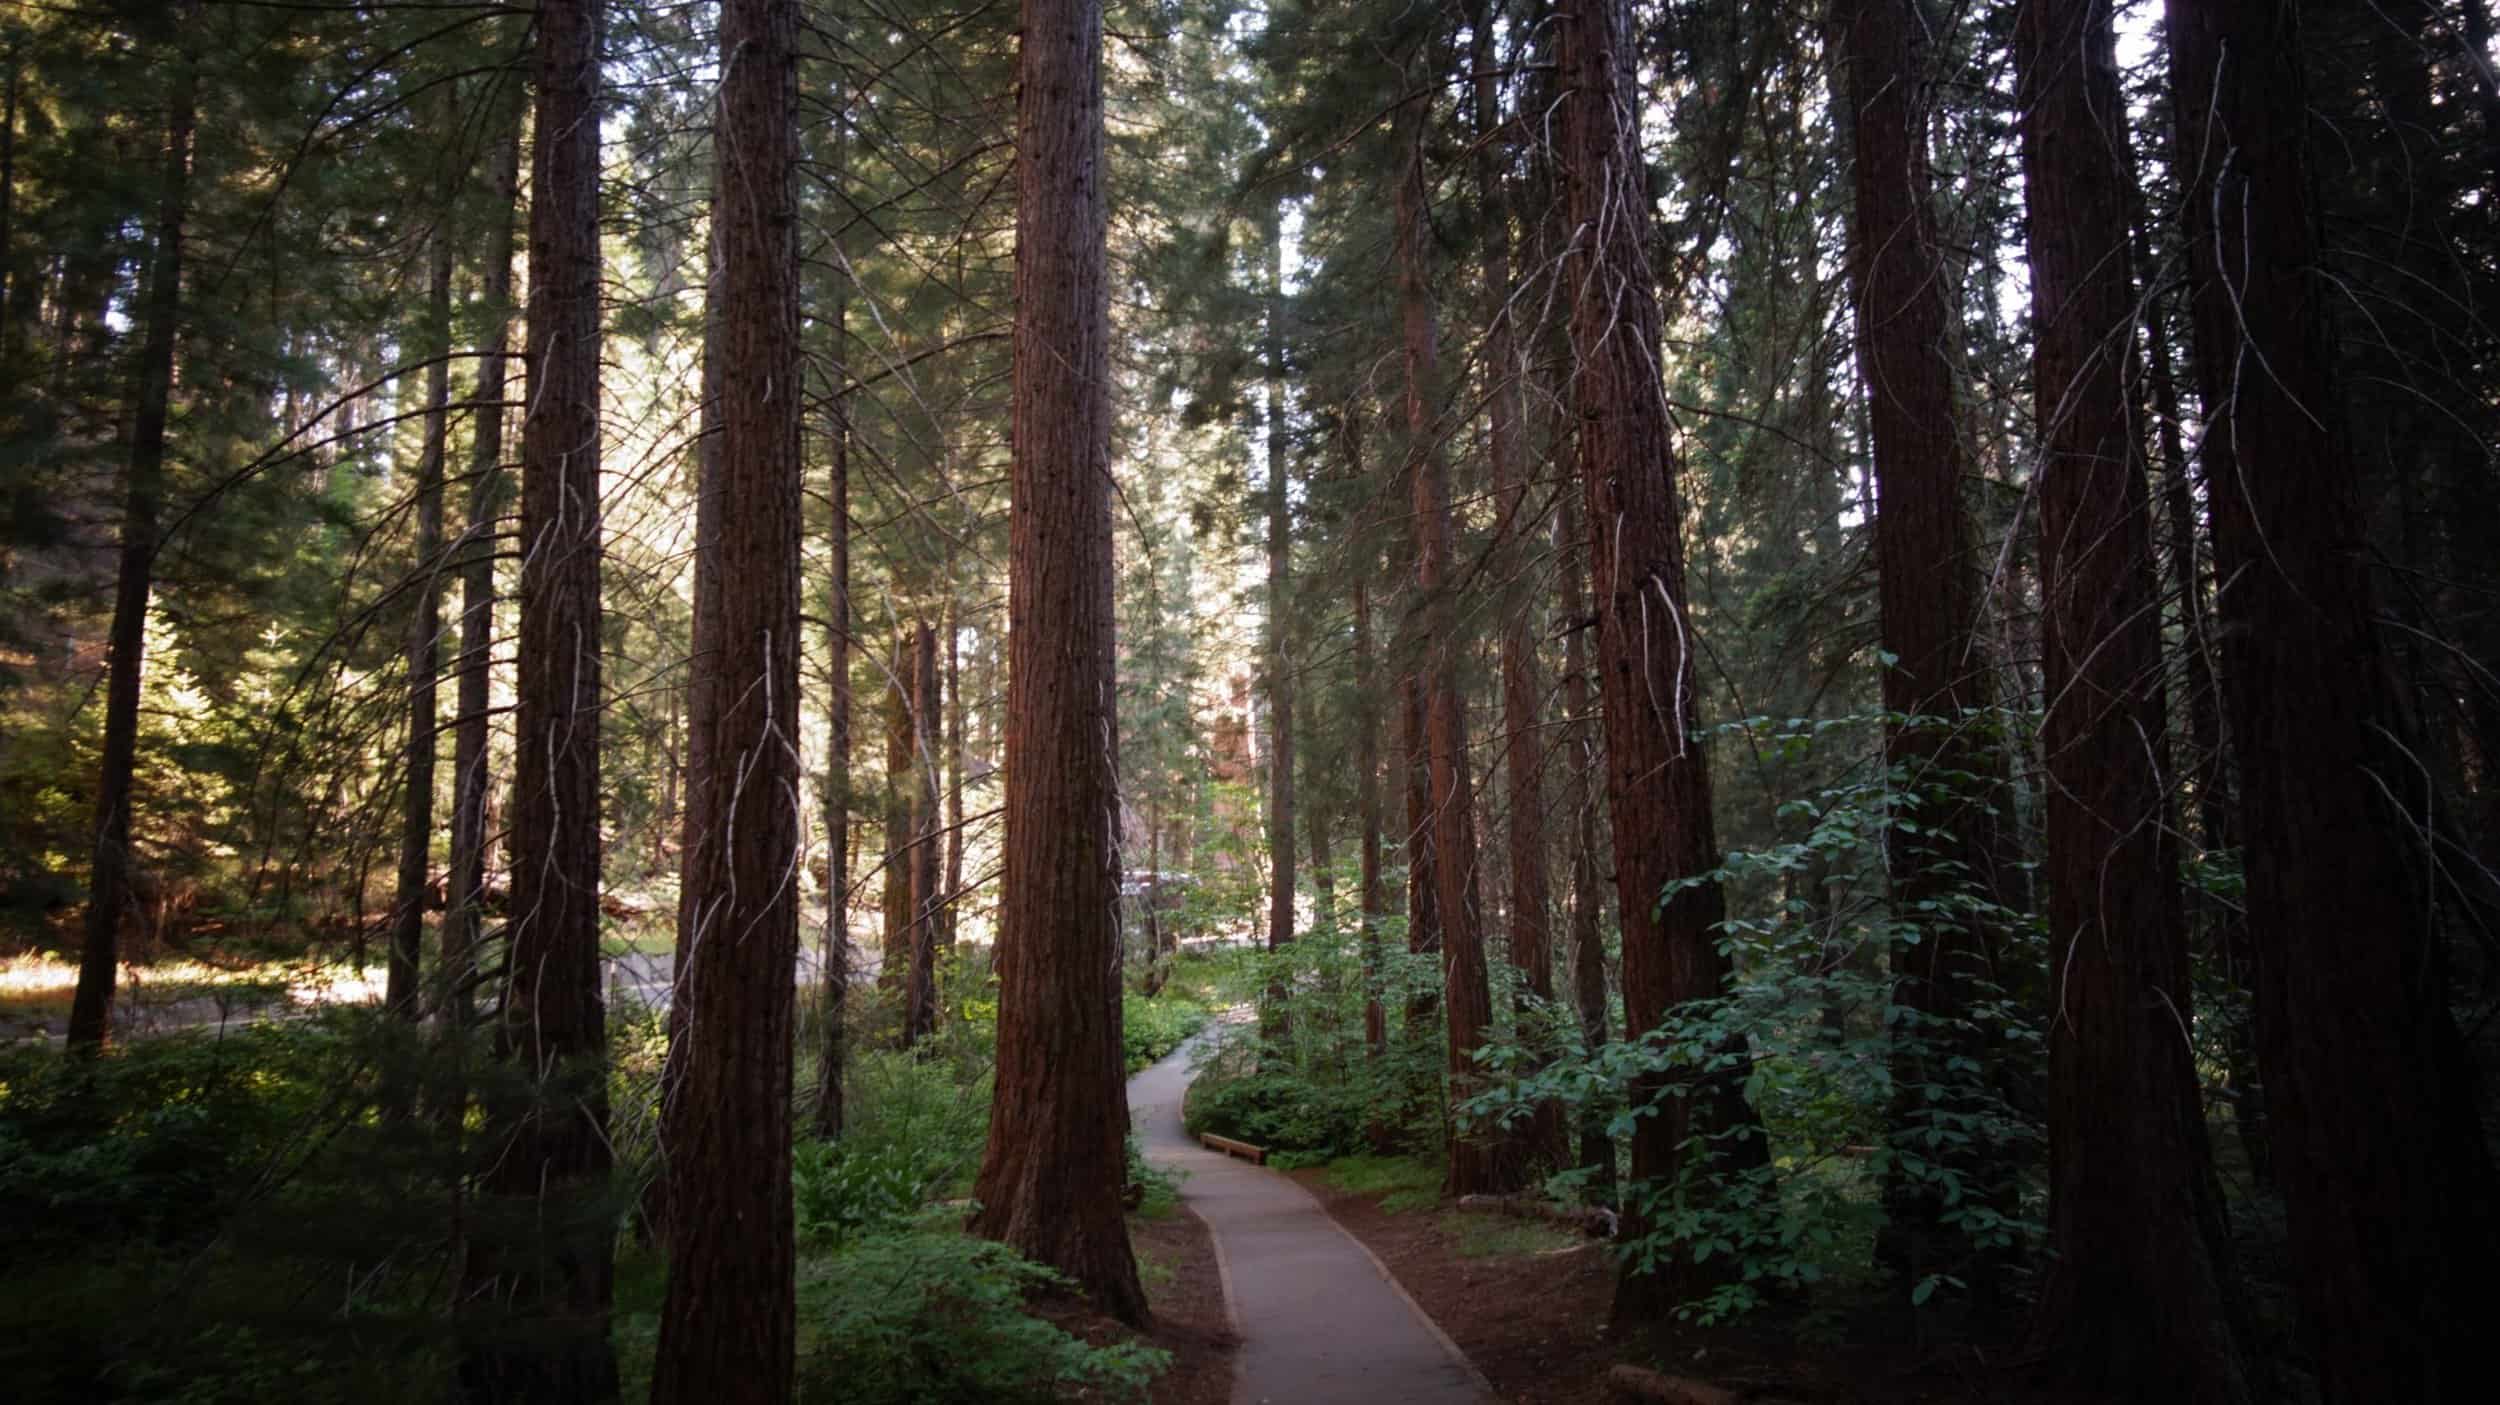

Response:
(1455, 1191), (1618, 1238)
(1199, 1132), (1266, 1165)
(1604, 1366), (1738, 1405)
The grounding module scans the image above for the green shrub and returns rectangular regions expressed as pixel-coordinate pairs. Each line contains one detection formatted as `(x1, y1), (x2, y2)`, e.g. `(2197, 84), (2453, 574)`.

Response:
(1121, 990), (1210, 1073)
(797, 1221), (1166, 1404)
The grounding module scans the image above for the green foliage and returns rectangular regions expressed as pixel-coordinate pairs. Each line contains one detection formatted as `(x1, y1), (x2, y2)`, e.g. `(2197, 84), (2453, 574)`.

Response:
(795, 1218), (1168, 1405)
(794, 1048), (993, 1247)
(1122, 988), (1212, 1073)
(1317, 1154), (1441, 1212)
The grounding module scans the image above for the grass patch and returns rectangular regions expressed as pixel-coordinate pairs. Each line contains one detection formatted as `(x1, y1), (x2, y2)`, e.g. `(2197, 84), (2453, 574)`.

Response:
(1442, 1211), (1581, 1258)
(1318, 1154), (1442, 1213)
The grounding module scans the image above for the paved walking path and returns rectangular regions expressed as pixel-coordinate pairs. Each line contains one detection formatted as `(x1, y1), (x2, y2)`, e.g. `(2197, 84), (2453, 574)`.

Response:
(1128, 1038), (1491, 1405)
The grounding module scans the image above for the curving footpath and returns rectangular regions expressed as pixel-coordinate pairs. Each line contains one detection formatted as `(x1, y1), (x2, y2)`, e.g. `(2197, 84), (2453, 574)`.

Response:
(1128, 1038), (1492, 1405)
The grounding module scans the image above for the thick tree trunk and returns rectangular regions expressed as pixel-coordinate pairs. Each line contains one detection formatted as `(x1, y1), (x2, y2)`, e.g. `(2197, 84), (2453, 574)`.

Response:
(650, 1), (803, 1396)
(1560, 0), (1766, 1319)
(2015, 2), (2249, 1396)
(2165, 1), (2500, 1394)
(68, 27), (195, 1053)
(388, 182), (457, 1023)
(444, 90), (525, 1033)
(1394, 106), (1508, 1197)
(968, 0), (1148, 1328)
(456, 1), (619, 1396)
(1826, 0), (2014, 1300)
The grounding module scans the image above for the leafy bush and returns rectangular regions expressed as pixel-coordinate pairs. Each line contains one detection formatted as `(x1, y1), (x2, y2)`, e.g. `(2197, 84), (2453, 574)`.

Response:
(797, 1221), (1166, 1404)
(1121, 990), (1211, 1073)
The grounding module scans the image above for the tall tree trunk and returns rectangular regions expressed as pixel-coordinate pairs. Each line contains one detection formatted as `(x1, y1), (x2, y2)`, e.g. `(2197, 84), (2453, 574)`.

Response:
(1473, 0), (1562, 1172)
(459, 0), (618, 1395)
(1560, 0), (1766, 1319)
(812, 168), (853, 1140)
(2015, 2), (2248, 1396)
(880, 632), (913, 993)
(944, 605), (964, 948)
(904, 620), (941, 1047)
(444, 84), (526, 1034)
(1, 35), (20, 341)
(969, 0), (1148, 1327)
(1827, 0), (2012, 1299)
(2165, 0), (2499, 1394)
(651, 0), (803, 1393)
(388, 168), (458, 1023)
(1262, 205), (1297, 1035)
(1396, 99), (1508, 1198)
(1558, 486), (1613, 1195)
(67, 23), (196, 1053)
(1355, 562), (1388, 1063)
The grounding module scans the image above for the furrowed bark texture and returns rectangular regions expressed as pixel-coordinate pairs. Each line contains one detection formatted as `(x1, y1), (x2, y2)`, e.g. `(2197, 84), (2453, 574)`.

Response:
(457, 0), (618, 1395)
(1826, 0), (2012, 1295)
(968, 0), (1148, 1328)
(2165, 0), (2499, 1395)
(1560, 0), (1766, 1319)
(68, 27), (194, 1052)
(650, 0), (803, 1397)
(2015, 1), (2247, 1396)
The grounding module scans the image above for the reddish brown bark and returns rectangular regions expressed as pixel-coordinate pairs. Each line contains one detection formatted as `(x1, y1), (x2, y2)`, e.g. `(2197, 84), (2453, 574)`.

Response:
(458, 0), (618, 1395)
(968, 0), (1148, 1327)
(2165, 0), (2499, 1394)
(1827, 0), (2012, 1295)
(1559, 0), (1766, 1319)
(67, 24), (194, 1053)
(2015, 1), (2248, 1396)
(1558, 486), (1614, 1192)
(650, 0), (804, 1396)
(1394, 102), (1511, 1198)
(811, 120), (853, 1140)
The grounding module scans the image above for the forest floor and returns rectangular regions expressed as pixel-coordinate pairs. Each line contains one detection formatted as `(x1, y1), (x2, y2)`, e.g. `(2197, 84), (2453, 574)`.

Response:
(1297, 1170), (2112, 1405)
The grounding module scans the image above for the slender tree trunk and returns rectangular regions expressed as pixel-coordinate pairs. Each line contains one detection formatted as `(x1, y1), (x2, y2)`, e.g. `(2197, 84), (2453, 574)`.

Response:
(812, 165), (853, 1140)
(388, 170), (458, 1023)
(1401, 671), (1439, 1030)
(1827, 0), (2014, 1300)
(2166, 0), (2499, 1394)
(969, 0), (1148, 1327)
(1561, 0), (1766, 1318)
(904, 620), (941, 1046)
(457, 0), (619, 1394)
(67, 24), (195, 1053)
(944, 605), (964, 948)
(1354, 560), (1387, 1062)
(2015, 2), (2249, 1396)
(444, 85), (526, 1034)
(1, 36), (20, 340)
(1559, 487), (1613, 1195)
(1396, 101), (1508, 1198)
(880, 632), (913, 994)
(650, 2), (803, 1393)
(1474, 0), (1562, 1172)
(1262, 205), (1297, 1036)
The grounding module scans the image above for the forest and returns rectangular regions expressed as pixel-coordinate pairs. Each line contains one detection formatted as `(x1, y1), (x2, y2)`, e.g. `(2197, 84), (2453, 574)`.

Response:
(1, 0), (2495, 1400)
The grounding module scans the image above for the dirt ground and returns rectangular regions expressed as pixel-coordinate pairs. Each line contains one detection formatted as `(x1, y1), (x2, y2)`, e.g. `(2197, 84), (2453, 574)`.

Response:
(1290, 1171), (2113, 1405)
(1047, 1205), (1236, 1405)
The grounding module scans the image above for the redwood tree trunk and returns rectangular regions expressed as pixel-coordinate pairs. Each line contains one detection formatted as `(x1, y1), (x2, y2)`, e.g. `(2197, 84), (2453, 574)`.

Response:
(1395, 103), (1509, 1198)
(1558, 486), (1613, 1193)
(1263, 206), (1297, 1031)
(968, 0), (1148, 1327)
(812, 175), (853, 1139)
(650, 0), (803, 1395)
(880, 632), (913, 994)
(1560, 0), (1766, 1319)
(2015, 2), (2248, 1396)
(68, 25), (195, 1053)
(904, 620), (941, 1046)
(1354, 565), (1388, 1061)
(1826, 0), (2013, 1299)
(458, 0), (618, 1395)
(2165, 0), (2499, 1394)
